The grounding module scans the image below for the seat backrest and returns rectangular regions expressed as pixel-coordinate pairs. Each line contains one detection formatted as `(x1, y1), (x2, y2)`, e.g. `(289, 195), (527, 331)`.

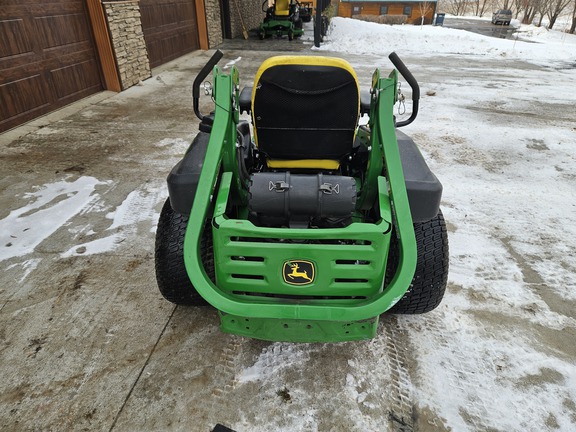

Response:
(251, 56), (360, 167)
(274, 0), (290, 16)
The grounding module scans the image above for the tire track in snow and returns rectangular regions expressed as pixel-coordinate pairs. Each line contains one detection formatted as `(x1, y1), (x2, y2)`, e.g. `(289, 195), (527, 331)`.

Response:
(341, 318), (417, 431)
(211, 335), (245, 399)
(381, 317), (416, 432)
(398, 311), (495, 431)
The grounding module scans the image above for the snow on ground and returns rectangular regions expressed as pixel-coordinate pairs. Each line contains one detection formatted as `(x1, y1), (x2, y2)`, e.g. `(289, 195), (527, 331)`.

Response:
(0, 176), (164, 260)
(0, 177), (107, 261)
(61, 182), (165, 257)
(318, 17), (576, 67)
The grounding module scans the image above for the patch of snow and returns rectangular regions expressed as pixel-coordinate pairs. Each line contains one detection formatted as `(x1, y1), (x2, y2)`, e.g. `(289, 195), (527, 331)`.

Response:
(0, 177), (105, 261)
(106, 189), (158, 231)
(154, 137), (190, 148)
(224, 57), (242, 69)
(237, 343), (310, 383)
(6, 258), (42, 283)
(61, 182), (165, 257)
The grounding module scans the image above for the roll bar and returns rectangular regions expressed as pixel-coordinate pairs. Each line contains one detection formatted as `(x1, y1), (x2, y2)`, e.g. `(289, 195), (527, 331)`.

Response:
(389, 52), (420, 127)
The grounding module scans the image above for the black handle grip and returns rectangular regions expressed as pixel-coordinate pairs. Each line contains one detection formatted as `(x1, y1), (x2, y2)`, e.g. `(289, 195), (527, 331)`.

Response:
(388, 52), (419, 127)
(193, 50), (224, 120)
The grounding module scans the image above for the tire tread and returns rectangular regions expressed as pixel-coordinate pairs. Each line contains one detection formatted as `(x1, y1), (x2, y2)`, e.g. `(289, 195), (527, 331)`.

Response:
(155, 199), (213, 306)
(386, 210), (449, 314)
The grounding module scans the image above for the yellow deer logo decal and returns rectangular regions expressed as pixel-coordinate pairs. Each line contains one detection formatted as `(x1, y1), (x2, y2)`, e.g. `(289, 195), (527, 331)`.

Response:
(287, 263), (312, 281)
(283, 260), (315, 285)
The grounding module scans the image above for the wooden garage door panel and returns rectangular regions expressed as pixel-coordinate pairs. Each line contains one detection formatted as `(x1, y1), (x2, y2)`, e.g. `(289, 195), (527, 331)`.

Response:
(0, 74), (50, 120)
(36, 13), (89, 49)
(0, 0), (102, 133)
(146, 29), (198, 67)
(0, 18), (33, 58)
(141, 0), (199, 68)
(52, 59), (102, 100)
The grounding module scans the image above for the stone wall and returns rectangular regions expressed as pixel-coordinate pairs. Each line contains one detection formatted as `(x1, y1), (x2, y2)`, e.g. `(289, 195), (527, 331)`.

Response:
(229, 0), (266, 39)
(103, 1), (151, 90)
(205, 0), (223, 47)
(204, 0), (266, 46)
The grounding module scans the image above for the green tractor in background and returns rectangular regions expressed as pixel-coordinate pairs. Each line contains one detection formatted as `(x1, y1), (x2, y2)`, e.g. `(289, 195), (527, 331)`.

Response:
(155, 51), (449, 343)
(258, 0), (304, 40)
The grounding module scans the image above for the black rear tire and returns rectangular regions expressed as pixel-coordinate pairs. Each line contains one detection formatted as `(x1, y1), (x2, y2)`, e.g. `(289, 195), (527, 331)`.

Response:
(385, 210), (449, 314)
(155, 199), (213, 306)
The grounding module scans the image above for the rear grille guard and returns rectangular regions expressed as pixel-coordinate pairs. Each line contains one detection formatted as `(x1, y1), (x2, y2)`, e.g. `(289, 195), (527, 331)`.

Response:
(184, 171), (416, 323)
(212, 192), (392, 304)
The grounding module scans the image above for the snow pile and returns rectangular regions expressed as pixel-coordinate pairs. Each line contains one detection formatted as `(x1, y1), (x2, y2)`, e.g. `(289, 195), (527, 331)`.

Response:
(318, 17), (576, 66)
(517, 22), (575, 43)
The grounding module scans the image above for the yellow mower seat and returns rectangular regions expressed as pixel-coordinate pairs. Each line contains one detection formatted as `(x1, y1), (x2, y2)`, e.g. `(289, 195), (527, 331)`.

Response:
(274, 0), (291, 16)
(251, 56), (360, 170)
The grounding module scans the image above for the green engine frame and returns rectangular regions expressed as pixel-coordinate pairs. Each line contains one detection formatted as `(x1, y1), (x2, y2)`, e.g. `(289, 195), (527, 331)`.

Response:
(182, 64), (417, 342)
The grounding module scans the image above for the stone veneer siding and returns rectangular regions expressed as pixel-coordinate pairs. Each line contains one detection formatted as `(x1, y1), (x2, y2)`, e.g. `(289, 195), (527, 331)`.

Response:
(103, 1), (151, 90)
(204, 0), (223, 47)
(229, 0), (265, 39)
(190, 0), (266, 48)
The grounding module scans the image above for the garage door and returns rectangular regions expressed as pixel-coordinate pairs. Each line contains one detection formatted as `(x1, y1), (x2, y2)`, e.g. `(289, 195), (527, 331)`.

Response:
(140, 0), (200, 69)
(0, 0), (103, 133)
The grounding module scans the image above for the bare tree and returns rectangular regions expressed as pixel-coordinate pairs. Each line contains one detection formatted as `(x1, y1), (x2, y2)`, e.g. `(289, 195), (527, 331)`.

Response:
(529, 0), (549, 26)
(473, 0), (492, 16)
(516, 0), (544, 24)
(479, 0), (491, 16)
(570, 0), (576, 33)
(514, 0), (528, 21)
(444, 0), (468, 16)
(545, 0), (572, 28)
(418, 0), (434, 24)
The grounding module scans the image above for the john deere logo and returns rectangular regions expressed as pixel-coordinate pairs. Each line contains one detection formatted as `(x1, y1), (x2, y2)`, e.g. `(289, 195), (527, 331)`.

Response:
(283, 260), (315, 286)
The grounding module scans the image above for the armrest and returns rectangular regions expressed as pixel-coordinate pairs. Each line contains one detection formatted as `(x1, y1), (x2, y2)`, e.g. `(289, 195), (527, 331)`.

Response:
(239, 86), (252, 114)
(360, 89), (371, 115)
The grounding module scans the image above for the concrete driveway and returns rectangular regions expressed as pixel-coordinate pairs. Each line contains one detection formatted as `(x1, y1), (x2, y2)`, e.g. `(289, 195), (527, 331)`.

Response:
(443, 16), (518, 40)
(1, 36), (575, 431)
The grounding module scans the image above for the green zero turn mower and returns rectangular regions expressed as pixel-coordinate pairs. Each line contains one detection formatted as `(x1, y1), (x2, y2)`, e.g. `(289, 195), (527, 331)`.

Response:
(155, 51), (449, 343)
(258, 0), (304, 40)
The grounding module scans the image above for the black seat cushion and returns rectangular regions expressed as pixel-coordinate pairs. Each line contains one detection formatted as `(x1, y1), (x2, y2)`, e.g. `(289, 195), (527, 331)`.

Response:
(253, 63), (359, 160)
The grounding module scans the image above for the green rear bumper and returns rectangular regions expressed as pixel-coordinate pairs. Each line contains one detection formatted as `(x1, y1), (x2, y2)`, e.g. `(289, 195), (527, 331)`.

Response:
(220, 314), (378, 342)
(196, 174), (411, 342)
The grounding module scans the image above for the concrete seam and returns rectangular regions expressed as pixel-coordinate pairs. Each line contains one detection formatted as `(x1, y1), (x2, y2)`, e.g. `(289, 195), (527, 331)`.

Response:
(108, 305), (178, 431)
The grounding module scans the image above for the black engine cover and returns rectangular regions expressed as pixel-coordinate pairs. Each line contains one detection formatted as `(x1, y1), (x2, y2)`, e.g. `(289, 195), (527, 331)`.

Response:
(249, 172), (356, 225)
